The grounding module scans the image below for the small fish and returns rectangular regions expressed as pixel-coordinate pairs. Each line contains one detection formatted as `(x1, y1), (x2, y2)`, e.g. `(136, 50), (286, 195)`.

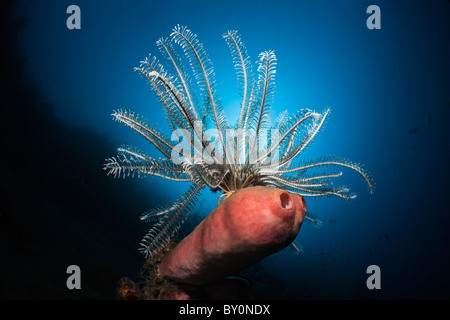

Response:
(72, 175), (85, 185)
(329, 220), (336, 223)
(409, 127), (419, 135)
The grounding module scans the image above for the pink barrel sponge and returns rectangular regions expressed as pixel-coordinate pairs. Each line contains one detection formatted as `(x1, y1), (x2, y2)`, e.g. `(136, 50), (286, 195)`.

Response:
(159, 186), (306, 285)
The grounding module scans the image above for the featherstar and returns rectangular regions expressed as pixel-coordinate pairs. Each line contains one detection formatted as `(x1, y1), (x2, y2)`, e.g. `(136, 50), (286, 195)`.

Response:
(104, 26), (374, 258)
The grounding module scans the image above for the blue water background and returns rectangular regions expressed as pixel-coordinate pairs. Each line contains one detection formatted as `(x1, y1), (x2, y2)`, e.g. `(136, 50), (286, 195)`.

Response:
(5, 0), (449, 299)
